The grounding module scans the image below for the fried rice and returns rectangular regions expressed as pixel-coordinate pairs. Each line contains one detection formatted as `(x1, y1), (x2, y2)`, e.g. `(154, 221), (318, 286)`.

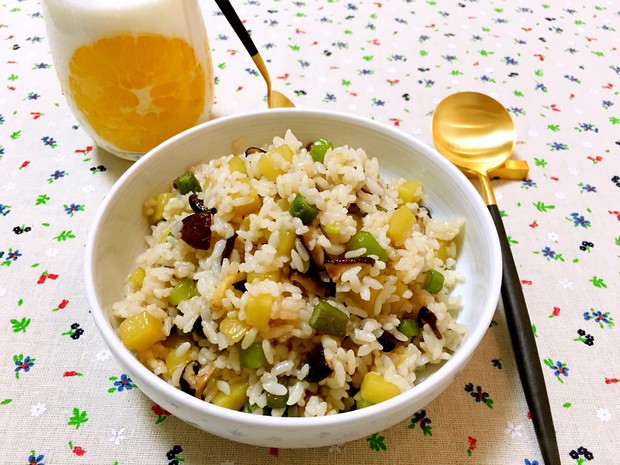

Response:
(112, 130), (466, 417)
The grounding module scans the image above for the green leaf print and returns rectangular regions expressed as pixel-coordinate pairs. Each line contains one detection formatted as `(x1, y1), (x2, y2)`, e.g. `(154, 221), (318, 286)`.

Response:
(1, 399), (12, 405)
(54, 230), (76, 241)
(590, 276), (607, 288)
(534, 158), (548, 167)
(35, 194), (51, 205)
(68, 408), (89, 429)
(10, 317), (31, 333)
(533, 201), (555, 213)
(367, 433), (387, 451)
(547, 124), (560, 132)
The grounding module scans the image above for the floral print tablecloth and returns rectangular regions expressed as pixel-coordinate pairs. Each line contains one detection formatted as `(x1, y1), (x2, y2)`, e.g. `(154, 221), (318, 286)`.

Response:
(1, 0), (618, 464)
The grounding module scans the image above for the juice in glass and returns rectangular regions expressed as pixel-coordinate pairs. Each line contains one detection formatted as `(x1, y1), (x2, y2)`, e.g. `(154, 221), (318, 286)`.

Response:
(42, 0), (214, 160)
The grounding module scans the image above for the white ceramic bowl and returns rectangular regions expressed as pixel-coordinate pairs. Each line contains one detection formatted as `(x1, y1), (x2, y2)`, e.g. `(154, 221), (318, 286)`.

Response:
(85, 109), (501, 448)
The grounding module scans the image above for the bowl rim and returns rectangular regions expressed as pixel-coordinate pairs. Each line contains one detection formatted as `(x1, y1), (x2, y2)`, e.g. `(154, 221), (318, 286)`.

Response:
(85, 108), (501, 430)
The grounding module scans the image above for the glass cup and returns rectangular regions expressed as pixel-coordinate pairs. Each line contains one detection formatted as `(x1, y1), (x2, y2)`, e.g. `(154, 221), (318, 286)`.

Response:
(42, 0), (214, 160)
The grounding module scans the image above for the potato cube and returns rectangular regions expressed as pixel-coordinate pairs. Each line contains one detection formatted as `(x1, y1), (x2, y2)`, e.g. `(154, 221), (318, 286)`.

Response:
(359, 372), (400, 404)
(150, 192), (175, 224)
(128, 266), (146, 290)
(275, 229), (296, 256)
(211, 381), (249, 410)
(228, 155), (247, 174)
(398, 180), (423, 203)
(387, 206), (415, 245)
(220, 317), (250, 343)
(232, 186), (262, 219)
(119, 310), (166, 351)
(245, 293), (273, 328)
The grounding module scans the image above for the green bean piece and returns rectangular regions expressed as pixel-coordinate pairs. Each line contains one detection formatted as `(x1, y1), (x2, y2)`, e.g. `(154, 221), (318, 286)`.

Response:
(173, 172), (202, 195)
(289, 193), (319, 225)
(266, 392), (289, 409)
(239, 342), (268, 369)
(423, 269), (445, 294)
(397, 319), (420, 340)
(309, 300), (348, 338)
(309, 138), (333, 163)
(345, 230), (388, 262)
(169, 278), (199, 306)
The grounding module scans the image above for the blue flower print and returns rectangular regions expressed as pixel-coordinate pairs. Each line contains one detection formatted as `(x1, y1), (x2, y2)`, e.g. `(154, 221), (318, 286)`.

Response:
(567, 212), (591, 228)
(544, 359), (569, 383)
(108, 374), (137, 393)
(583, 309), (614, 329)
(63, 203), (84, 217)
(14, 354), (36, 379)
(579, 183), (596, 193)
(542, 247), (555, 259)
(28, 450), (45, 465)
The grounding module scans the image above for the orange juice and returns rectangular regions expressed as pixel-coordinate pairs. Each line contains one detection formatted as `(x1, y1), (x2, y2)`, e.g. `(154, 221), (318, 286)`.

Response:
(42, 0), (214, 159)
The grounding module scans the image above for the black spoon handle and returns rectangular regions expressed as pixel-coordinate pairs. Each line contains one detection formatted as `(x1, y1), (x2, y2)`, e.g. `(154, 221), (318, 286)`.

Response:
(214, 0), (259, 57)
(488, 204), (561, 465)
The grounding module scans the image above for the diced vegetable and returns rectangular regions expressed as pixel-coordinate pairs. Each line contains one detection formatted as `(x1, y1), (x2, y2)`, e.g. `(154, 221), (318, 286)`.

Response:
(423, 269), (445, 294)
(245, 293), (273, 328)
(231, 184), (262, 219)
(323, 224), (340, 235)
(169, 278), (199, 306)
(397, 180), (423, 203)
(390, 280), (409, 312)
(247, 270), (281, 283)
(305, 345), (333, 383)
(150, 192), (175, 223)
(219, 317), (250, 343)
(165, 342), (194, 376)
(128, 266), (146, 289)
(212, 272), (245, 308)
(119, 310), (166, 351)
(211, 381), (249, 410)
(173, 172), (202, 195)
(359, 372), (400, 404)
(345, 230), (388, 262)
(309, 300), (348, 338)
(257, 145), (294, 181)
(275, 229), (296, 256)
(435, 239), (453, 262)
(346, 286), (381, 313)
(228, 155), (247, 174)
(289, 194), (319, 225)
(239, 342), (268, 369)
(188, 193), (209, 213)
(377, 331), (397, 352)
(181, 212), (213, 250)
(309, 138), (333, 163)
(355, 398), (375, 410)
(266, 391), (289, 409)
(257, 152), (281, 182)
(273, 144), (294, 162)
(387, 206), (416, 245)
(417, 305), (442, 339)
(397, 319), (420, 340)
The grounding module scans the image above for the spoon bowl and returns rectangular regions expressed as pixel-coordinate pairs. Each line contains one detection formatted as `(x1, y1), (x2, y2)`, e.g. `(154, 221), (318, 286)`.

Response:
(431, 92), (515, 203)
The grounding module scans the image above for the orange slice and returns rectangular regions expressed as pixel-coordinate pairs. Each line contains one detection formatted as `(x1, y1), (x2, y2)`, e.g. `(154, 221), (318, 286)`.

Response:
(68, 33), (208, 153)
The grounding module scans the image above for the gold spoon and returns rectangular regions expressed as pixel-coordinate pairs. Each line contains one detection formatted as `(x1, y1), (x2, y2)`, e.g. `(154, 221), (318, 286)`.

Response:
(431, 91), (561, 465)
(215, 0), (295, 108)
